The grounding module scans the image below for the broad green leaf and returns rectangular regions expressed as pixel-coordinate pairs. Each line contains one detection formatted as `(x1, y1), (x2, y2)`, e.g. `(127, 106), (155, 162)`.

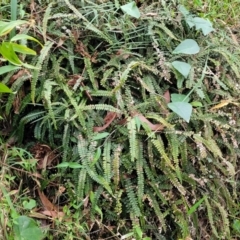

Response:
(13, 216), (44, 240)
(56, 162), (83, 168)
(187, 196), (205, 215)
(11, 43), (36, 55)
(91, 147), (101, 167)
(120, 2), (140, 19)
(173, 39), (200, 55)
(0, 82), (12, 93)
(0, 42), (22, 66)
(0, 65), (21, 75)
(56, 162), (69, 168)
(0, 20), (28, 36)
(192, 17), (215, 36)
(21, 62), (39, 69)
(23, 199), (36, 210)
(191, 101), (203, 107)
(171, 93), (189, 103)
(68, 162), (83, 169)
(232, 220), (240, 233)
(172, 61), (191, 78)
(134, 226), (143, 239)
(134, 116), (141, 131)
(121, 232), (134, 239)
(92, 132), (109, 140)
(11, 34), (43, 47)
(168, 102), (192, 122)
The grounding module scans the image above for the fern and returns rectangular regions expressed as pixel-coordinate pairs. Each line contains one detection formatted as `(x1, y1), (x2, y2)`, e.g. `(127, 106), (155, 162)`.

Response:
(103, 139), (111, 182)
(136, 139), (144, 204)
(125, 178), (141, 217)
(127, 117), (137, 162)
(31, 41), (54, 103)
(204, 197), (219, 238)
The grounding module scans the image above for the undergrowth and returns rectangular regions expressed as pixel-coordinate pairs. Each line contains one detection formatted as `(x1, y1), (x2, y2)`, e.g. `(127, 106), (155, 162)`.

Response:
(1, 0), (240, 239)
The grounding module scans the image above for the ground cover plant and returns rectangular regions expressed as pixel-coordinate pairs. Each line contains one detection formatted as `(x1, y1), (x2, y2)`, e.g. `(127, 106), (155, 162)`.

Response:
(0, 0), (240, 239)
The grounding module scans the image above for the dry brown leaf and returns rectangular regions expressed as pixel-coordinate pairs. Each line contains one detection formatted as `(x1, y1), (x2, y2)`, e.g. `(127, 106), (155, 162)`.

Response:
(40, 210), (64, 219)
(132, 113), (164, 131)
(210, 99), (232, 111)
(93, 112), (117, 132)
(37, 188), (58, 212)
(163, 90), (170, 103)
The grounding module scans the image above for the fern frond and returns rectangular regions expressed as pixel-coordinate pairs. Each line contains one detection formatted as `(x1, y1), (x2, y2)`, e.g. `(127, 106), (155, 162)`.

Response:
(84, 57), (97, 90)
(112, 145), (121, 188)
(103, 140), (111, 182)
(125, 178), (141, 217)
(127, 117), (137, 162)
(31, 41), (54, 103)
(83, 104), (121, 113)
(43, 79), (58, 129)
(136, 139), (144, 204)
(147, 190), (166, 232)
(151, 136), (175, 170)
(76, 168), (87, 202)
(111, 61), (141, 93)
(42, 2), (53, 43)
(204, 197), (219, 238)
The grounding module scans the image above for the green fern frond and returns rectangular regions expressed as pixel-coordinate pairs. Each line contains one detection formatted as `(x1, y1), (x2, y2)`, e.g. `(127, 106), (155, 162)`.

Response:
(147, 190), (166, 232)
(164, 168), (186, 195)
(151, 136), (175, 170)
(83, 104), (121, 113)
(84, 57), (97, 90)
(43, 79), (58, 129)
(100, 68), (114, 88)
(112, 145), (121, 188)
(103, 140), (111, 182)
(204, 197), (219, 238)
(31, 41), (54, 103)
(42, 2), (53, 43)
(127, 117), (137, 162)
(125, 178), (141, 217)
(136, 139), (144, 204)
(77, 168), (87, 202)
(111, 61), (141, 93)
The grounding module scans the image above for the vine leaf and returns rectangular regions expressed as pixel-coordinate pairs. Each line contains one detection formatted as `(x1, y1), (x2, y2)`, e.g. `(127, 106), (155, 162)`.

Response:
(168, 102), (192, 122)
(120, 2), (140, 19)
(191, 17), (215, 36)
(173, 39), (200, 54)
(172, 61), (191, 78)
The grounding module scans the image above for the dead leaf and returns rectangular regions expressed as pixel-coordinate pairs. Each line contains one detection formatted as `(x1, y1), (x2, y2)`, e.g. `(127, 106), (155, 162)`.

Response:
(93, 112), (117, 132)
(132, 113), (164, 131)
(40, 210), (64, 220)
(37, 188), (58, 212)
(210, 99), (232, 111)
(163, 90), (170, 103)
